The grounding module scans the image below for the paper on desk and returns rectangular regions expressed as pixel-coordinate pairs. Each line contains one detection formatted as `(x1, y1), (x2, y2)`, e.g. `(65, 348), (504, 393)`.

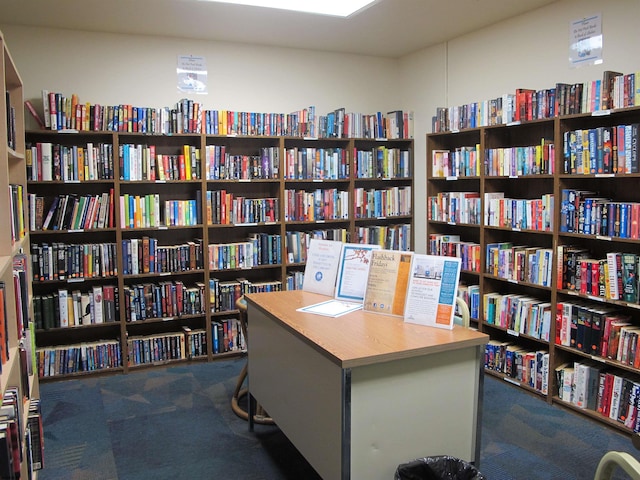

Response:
(297, 299), (363, 317)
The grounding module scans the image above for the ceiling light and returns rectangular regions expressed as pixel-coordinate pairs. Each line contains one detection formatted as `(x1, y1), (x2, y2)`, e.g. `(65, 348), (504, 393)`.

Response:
(201, 0), (377, 17)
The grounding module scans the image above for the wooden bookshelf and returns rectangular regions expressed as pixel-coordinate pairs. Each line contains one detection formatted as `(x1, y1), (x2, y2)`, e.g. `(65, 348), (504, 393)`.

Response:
(25, 126), (414, 378)
(0, 30), (43, 477)
(427, 104), (640, 435)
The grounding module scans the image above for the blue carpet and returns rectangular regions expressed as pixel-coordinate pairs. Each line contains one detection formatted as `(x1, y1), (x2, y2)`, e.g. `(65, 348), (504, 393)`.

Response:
(37, 359), (639, 479)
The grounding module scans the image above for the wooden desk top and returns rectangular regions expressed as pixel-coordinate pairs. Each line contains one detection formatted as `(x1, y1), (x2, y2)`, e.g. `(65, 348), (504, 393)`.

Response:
(246, 290), (488, 369)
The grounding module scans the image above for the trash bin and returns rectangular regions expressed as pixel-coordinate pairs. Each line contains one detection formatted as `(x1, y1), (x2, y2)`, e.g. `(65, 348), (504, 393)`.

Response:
(394, 455), (487, 480)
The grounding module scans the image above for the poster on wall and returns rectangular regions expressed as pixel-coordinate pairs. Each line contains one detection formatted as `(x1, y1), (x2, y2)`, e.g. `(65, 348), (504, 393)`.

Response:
(569, 14), (602, 68)
(177, 55), (208, 93)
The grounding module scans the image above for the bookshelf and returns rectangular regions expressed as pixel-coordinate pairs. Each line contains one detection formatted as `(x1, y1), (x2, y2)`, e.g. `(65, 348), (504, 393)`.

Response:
(26, 126), (414, 378)
(0, 30), (44, 477)
(427, 104), (640, 435)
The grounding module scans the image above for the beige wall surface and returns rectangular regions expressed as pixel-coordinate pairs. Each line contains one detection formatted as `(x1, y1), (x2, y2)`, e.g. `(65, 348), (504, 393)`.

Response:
(0, 25), (401, 124)
(402, 0), (639, 252)
(2, 0), (639, 254)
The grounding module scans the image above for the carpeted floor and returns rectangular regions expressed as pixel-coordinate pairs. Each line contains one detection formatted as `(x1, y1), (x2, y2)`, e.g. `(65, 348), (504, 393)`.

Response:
(37, 358), (639, 479)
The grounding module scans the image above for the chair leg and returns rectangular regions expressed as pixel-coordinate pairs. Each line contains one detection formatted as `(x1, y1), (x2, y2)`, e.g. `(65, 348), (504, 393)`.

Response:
(231, 362), (274, 425)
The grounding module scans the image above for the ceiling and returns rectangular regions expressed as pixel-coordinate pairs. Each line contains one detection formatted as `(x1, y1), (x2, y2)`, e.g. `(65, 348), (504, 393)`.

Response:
(1, 0), (558, 58)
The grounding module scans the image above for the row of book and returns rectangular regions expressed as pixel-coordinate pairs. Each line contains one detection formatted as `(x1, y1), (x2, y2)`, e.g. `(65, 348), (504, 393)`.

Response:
(458, 284), (480, 320)
(484, 141), (555, 176)
(212, 318), (245, 354)
(123, 281), (206, 322)
(354, 147), (411, 179)
(353, 186), (412, 219)
(26, 141), (115, 181)
(483, 292), (552, 341)
(427, 234), (481, 273)
(284, 228), (350, 264)
(119, 194), (200, 229)
(30, 190), (115, 231)
(36, 91), (414, 139)
(127, 333), (186, 367)
(284, 188), (349, 222)
(557, 248), (640, 304)
(205, 192), (278, 225)
(122, 238), (204, 275)
(319, 108), (413, 140)
(284, 147), (349, 180)
(33, 285), (119, 330)
(427, 191), (481, 225)
(432, 69), (640, 132)
(430, 145), (481, 178)
(555, 362), (640, 432)
(355, 224), (412, 252)
(8, 184), (25, 245)
(120, 144), (201, 181)
(485, 341), (549, 394)
(484, 192), (554, 231)
(209, 234), (282, 270)
(205, 145), (278, 180)
(559, 189), (640, 239)
(182, 327), (207, 359)
(562, 124), (639, 175)
(0, 388), (44, 478)
(203, 106), (316, 137)
(36, 340), (122, 377)
(556, 301), (639, 362)
(485, 242), (554, 287)
(209, 277), (283, 313)
(31, 242), (117, 281)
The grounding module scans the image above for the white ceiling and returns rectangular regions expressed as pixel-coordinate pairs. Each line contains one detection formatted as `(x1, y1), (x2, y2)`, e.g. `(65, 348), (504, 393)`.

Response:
(1, 0), (558, 58)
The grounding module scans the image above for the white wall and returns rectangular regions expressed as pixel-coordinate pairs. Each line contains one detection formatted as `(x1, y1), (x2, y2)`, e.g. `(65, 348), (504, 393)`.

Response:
(446, 0), (639, 107)
(401, 0), (640, 252)
(0, 25), (401, 125)
(2, 0), (639, 254)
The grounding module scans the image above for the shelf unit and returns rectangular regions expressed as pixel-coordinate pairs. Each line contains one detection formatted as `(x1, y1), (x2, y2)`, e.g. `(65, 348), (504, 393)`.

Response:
(25, 128), (413, 379)
(1, 30), (43, 477)
(427, 105), (640, 435)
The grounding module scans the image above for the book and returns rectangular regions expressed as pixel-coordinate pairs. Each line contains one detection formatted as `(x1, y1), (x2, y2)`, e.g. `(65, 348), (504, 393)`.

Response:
(404, 254), (462, 330)
(301, 238), (343, 296)
(24, 100), (45, 129)
(363, 250), (413, 317)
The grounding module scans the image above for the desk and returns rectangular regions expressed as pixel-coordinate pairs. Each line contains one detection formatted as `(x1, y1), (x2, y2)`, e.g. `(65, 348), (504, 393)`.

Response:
(246, 290), (488, 480)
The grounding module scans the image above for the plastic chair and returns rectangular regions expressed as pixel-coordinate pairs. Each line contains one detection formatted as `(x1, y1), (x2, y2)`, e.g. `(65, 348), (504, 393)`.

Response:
(230, 295), (274, 425)
(454, 296), (471, 328)
(593, 451), (640, 480)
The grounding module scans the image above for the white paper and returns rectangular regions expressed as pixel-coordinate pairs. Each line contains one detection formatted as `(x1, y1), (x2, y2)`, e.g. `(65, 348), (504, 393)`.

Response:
(297, 299), (363, 317)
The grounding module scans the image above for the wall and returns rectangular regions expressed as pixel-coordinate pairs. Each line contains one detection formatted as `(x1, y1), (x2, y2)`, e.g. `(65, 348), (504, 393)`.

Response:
(0, 25), (401, 127)
(401, 0), (639, 253)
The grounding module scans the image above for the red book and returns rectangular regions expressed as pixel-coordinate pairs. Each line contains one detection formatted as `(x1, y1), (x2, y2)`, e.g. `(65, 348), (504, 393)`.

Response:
(24, 100), (45, 129)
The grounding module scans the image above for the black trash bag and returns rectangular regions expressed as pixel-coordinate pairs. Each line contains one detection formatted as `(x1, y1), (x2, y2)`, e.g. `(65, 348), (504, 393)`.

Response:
(394, 455), (487, 480)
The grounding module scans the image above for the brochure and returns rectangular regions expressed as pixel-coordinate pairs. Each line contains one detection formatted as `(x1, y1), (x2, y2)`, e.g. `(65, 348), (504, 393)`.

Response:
(363, 250), (413, 316)
(302, 238), (344, 296)
(404, 254), (462, 330)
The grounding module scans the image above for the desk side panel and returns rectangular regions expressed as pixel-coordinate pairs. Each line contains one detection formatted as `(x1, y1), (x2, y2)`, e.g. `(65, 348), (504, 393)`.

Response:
(350, 345), (482, 480)
(248, 305), (344, 480)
